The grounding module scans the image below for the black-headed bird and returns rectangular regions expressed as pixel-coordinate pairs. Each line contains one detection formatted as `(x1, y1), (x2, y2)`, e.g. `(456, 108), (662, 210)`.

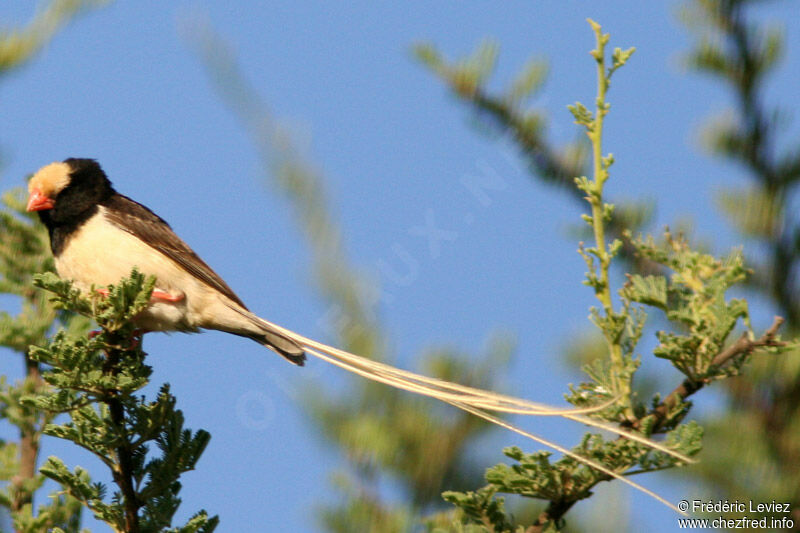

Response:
(27, 158), (305, 365)
(24, 158), (692, 510)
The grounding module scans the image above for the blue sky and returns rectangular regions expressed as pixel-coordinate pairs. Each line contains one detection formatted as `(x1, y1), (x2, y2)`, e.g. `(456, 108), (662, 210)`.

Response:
(1, 1), (798, 532)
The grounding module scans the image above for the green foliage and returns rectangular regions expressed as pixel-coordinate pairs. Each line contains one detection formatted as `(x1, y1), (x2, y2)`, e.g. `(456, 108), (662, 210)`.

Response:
(678, 0), (800, 519)
(625, 231), (753, 380)
(0, 432), (85, 533)
(440, 486), (517, 533)
(681, 0), (783, 88)
(0, 189), (93, 347)
(1, 5), (110, 530)
(414, 40), (586, 193)
(24, 271), (218, 533)
(436, 20), (789, 532)
(185, 19), (384, 361)
(420, 6), (800, 528)
(414, 21), (661, 291)
(308, 343), (511, 512)
(715, 186), (781, 240)
(0, 0), (109, 74)
(414, 40), (499, 99)
(0, 187), (90, 532)
(316, 472), (416, 533)
(187, 21), (517, 531)
(191, 4), (799, 532)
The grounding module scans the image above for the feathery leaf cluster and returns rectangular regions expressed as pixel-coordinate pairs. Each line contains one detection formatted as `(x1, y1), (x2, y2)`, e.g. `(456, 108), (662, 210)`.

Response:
(25, 271), (217, 533)
(0, 187), (90, 532)
(427, 20), (790, 532)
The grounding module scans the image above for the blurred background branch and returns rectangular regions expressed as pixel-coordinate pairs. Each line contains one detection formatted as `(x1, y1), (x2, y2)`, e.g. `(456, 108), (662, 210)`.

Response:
(0, 2), (107, 531)
(417, 0), (800, 529)
(680, 0), (800, 523)
(0, 0), (107, 76)
(184, 19), (515, 532)
(0, 0), (797, 531)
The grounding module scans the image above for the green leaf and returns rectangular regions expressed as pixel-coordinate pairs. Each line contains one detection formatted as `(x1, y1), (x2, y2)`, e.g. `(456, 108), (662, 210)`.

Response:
(716, 186), (781, 239)
(622, 274), (667, 309)
(505, 59), (548, 105)
(567, 102), (594, 127)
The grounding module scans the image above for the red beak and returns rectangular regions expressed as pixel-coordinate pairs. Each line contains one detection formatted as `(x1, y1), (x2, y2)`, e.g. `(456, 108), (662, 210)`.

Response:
(26, 188), (55, 212)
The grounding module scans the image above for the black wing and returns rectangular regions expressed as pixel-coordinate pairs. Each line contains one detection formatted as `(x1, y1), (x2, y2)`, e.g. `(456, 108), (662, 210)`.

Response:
(101, 194), (248, 309)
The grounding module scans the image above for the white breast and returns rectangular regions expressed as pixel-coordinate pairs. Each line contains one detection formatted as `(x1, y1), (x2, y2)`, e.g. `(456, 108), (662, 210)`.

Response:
(54, 207), (206, 331)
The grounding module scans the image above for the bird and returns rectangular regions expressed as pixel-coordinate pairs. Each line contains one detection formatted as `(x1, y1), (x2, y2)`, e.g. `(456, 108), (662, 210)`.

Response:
(26, 157), (306, 365)
(25, 158), (692, 509)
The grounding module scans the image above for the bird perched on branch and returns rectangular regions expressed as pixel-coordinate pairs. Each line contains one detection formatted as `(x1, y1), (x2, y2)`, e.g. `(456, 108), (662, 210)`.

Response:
(27, 158), (306, 365)
(25, 157), (691, 512)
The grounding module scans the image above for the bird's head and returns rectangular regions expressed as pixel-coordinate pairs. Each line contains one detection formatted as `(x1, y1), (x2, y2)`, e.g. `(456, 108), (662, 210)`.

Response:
(27, 158), (113, 220)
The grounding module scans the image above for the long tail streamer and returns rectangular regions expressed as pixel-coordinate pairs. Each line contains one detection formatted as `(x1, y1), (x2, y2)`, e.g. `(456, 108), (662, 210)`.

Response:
(267, 319), (689, 515)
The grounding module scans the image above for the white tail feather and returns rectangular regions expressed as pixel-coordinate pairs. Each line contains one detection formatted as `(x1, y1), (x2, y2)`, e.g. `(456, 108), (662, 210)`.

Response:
(449, 401), (684, 515)
(260, 317), (690, 514)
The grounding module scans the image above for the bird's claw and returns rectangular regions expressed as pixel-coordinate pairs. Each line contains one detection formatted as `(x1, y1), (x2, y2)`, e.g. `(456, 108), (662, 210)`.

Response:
(151, 289), (185, 303)
(97, 287), (184, 305)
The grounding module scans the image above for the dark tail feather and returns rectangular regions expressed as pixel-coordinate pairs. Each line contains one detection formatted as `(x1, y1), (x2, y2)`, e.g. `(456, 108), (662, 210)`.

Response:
(227, 306), (306, 365)
(257, 329), (306, 366)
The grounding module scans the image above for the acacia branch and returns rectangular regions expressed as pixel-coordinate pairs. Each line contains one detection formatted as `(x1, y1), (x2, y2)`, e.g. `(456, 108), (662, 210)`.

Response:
(646, 316), (785, 433)
(104, 346), (140, 533)
(528, 316), (786, 531)
(11, 356), (43, 525)
(528, 499), (576, 533)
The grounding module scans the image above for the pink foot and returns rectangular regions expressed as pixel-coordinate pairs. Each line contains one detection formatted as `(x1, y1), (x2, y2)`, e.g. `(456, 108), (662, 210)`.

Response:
(151, 289), (185, 303)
